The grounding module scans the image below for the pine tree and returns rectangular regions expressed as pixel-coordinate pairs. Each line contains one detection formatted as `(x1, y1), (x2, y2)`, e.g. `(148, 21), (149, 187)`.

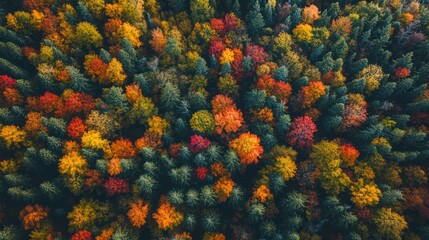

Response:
(202, 211), (220, 231)
(247, 1), (265, 37)
(247, 203), (265, 223)
(200, 185), (216, 206)
(233, 0), (241, 17)
(195, 57), (208, 75)
(161, 82), (180, 111)
(136, 174), (156, 196)
(169, 165), (192, 186)
(76, 2), (94, 23)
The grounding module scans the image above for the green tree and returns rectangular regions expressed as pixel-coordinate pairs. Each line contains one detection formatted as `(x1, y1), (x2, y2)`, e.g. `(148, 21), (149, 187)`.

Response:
(190, 0), (214, 23)
(161, 82), (181, 111)
(247, 0), (265, 36)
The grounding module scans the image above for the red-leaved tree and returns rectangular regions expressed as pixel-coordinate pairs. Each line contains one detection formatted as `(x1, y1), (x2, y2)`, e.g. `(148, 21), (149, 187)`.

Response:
(287, 116), (317, 149)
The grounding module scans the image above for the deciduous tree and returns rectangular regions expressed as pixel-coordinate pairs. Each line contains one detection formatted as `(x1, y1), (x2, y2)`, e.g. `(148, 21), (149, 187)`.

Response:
(229, 133), (264, 165)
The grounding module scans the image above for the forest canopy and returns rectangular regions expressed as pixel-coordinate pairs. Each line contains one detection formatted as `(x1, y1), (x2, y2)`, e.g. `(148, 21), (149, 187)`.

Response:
(0, 0), (429, 239)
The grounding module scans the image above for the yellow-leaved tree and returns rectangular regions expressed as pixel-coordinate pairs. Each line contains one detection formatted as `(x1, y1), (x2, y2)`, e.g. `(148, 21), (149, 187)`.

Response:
(310, 140), (351, 195)
(107, 58), (127, 86)
(0, 125), (26, 148)
(350, 178), (382, 208)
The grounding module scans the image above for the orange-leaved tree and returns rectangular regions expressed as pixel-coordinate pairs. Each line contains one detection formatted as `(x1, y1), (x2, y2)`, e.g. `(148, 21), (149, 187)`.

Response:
(152, 197), (183, 230)
(229, 133), (264, 165)
(127, 199), (149, 228)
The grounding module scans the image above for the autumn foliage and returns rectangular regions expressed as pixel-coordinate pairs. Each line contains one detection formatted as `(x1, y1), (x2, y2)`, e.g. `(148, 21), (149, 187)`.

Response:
(152, 197), (183, 230)
(229, 133), (263, 165)
(1, 1), (428, 239)
(287, 116), (317, 149)
(127, 200), (149, 228)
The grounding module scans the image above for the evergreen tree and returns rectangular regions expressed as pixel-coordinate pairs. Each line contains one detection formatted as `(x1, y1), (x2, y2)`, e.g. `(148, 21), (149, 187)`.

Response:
(247, 1), (265, 37)
(161, 82), (181, 111)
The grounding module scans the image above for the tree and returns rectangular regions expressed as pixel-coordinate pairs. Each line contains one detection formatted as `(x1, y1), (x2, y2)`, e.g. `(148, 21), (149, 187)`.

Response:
(110, 138), (135, 158)
(331, 17), (353, 36)
(190, 0), (214, 23)
(302, 5), (320, 24)
(190, 110), (215, 133)
(149, 28), (166, 53)
(81, 130), (109, 150)
(106, 58), (127, 86)
(84, 55), (108, 84)
(166, 38), (181, 59)
(340, 144), (359, 167)
(211, 94), (234, 113)
(246, 45), (268, 66)
(19, 204), (48, 230)
(217, 73), (239, 99)
(0, 125), (26, 148)
(160, 82), (180, 111)
(293, 23), (313, 42)
(355, 64), (384, 93)
(372, 208), (407, 240)
(74, 22), (103, 48)
(350, 179), (382, 208)
(128, 96), (158, 125)
(67, 199), (110, 232)
(256, 74), (292, 103)
(322, 197), (358, 231)
(214, 106), (243, 135)
(287, 116), (317, 149)
(6, 11), (33, 34)
(79, 0), (105, 18)
(274, 66), (289, 82)
(214, 177), (235, 202)
(220, 48), (235, 65)
(103, 177), (129, 196)
(310, 141), (351, 195)
(252, 184), (273, 203)
(340, 93), (367, 131)
(300, 81), (326, 107)
(195, 57), (208, 75)
(24, 112), (45, 136)
(67, 117), (85, 140)
(152, 197), (183, 230)
(189, 134), (211, 154)
(247, 0), (265, 36)
(273, 33), (292, 56)
(72, 230), (92, 240)
(58, 151), (88, 177)
(229, 133), (263, 165)
(274, 156), (297, 181)
(210, 18), (226, 35)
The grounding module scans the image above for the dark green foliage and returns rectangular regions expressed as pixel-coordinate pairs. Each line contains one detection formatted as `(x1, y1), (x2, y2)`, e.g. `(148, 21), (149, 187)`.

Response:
(200, 186), (216, 206)
(274, 66), (288, 82)
(247, 1), (265, 36)
(137, 174), (157, 196)
(322, 197), (358, 231)
(169, 165), (192, 186)
(0, 58), (30, 79)
(66, 66), (91, 92)
(201, 211), (220, 231)
(161, 82), (181, 111)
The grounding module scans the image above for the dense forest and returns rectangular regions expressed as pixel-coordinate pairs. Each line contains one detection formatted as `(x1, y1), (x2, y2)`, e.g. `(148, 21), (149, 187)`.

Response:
(0, 0), (429, 239)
